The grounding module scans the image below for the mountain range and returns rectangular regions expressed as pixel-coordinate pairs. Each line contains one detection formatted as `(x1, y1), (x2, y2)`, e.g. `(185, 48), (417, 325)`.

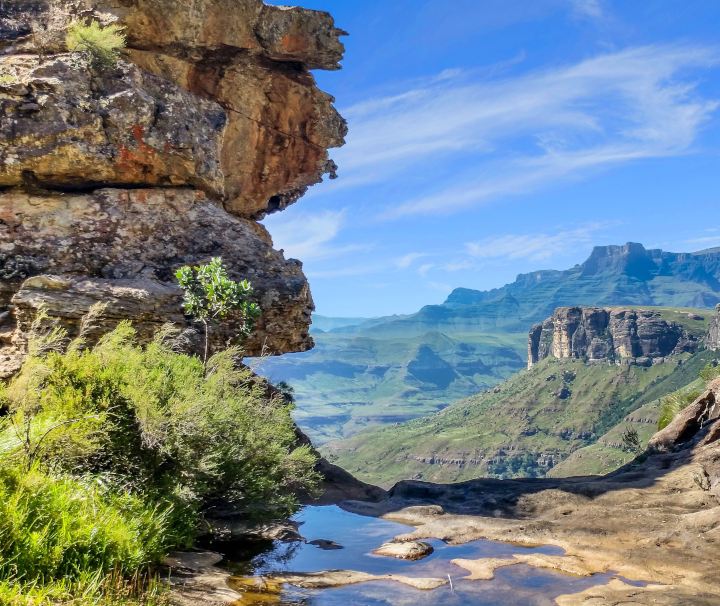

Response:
(256, 243), (720, 444)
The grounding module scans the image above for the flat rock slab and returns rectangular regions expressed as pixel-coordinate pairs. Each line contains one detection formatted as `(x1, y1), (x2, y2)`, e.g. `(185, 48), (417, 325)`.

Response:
(267, 569), (447, 590)
(452, 554), (597, 581)
(372, 540), (434, 560)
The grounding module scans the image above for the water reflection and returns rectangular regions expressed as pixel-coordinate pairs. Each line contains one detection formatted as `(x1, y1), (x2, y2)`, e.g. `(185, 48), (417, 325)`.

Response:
(220, 505), (626, 605)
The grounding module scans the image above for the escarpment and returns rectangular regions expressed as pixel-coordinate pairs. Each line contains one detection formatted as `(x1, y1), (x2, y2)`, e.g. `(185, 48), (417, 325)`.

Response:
(0, 0), (347, 377)
(528, 307), (701, 368)
(708, 305), (720, 351)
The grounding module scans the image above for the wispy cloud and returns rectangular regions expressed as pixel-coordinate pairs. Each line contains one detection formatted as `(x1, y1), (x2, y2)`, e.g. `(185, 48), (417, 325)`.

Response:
(569, 0), (604, 20)
(325, 45), (718, 219)
(465, 224), (607, 262)
(393, 252), (430, 269)
(265, 210), (369, 262)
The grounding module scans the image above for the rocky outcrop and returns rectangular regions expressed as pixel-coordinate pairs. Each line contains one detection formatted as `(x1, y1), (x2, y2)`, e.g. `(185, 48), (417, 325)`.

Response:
(708, 305), (720, 351)
(0, 0), (347, 376)
(528, 307), (700, 368)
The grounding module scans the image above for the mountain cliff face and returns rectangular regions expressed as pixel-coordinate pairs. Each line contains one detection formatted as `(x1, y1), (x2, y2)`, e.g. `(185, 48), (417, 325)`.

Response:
(528, 307), (701, 368)
(0, 0), (346, 377)
(709, 305), (720, 351)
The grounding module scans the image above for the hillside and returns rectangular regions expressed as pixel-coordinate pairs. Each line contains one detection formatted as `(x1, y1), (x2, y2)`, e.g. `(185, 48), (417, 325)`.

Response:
(258, 243), (720, 443)
(325, 309), (715, 487)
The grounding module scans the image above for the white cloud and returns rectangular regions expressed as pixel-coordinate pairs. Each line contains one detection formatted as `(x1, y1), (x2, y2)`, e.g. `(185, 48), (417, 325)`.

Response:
(417, 263), (436, 277)
(264, 210), (369, 262)
(394, 252), (430, 269)
(569, 0), (603, 20)
(465, 224), (607, 262)
(325, 44), (718, 219)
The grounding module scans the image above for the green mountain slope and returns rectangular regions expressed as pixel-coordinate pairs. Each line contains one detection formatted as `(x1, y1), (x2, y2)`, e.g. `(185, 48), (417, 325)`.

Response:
(326, 345), (716, 488)
(547, 375), (709, 477)
(258, 243), (720, 444)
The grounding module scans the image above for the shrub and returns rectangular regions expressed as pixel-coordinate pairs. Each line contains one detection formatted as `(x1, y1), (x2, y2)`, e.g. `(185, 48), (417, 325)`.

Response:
(699, 361), (720, 383)
(66, 20), (126, 68)
(175, 257), (261, 368)
(0, 322), (319, 523)
(620, 426), (642, 454)
(658, 389), (702, 430)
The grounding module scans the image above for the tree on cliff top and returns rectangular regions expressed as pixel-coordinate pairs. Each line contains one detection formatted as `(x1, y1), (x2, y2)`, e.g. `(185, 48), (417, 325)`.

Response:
(175, 257), (261, 368)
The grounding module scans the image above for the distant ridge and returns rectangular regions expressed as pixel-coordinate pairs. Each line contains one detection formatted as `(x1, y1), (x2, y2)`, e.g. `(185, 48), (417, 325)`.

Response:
(334, 242), (720, 338)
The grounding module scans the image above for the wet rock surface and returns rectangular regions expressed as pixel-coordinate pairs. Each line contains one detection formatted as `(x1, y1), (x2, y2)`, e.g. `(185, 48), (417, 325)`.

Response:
(372, 540), (433, 560)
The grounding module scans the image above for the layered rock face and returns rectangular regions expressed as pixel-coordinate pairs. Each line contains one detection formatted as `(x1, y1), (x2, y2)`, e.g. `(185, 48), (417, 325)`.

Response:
(708, 305), (720, 351)
(528, 307), (699, 368)
(0, 0), (346, 377)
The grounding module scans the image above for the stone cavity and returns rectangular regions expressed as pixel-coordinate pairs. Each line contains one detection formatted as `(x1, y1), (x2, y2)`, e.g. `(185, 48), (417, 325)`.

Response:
(0, 0), (347, 376)
(528, 307), (699, 368)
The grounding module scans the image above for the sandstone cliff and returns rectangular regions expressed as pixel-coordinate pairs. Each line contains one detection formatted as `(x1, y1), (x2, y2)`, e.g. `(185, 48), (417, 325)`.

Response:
(0, 0), (347, 377)
(708, 305), (720, 351)
(528, 307), (700, 368)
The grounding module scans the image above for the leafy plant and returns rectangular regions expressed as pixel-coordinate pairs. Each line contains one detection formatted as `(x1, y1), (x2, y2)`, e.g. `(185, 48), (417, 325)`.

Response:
(0, 464), (171, 605)
(658, 389), (702, 430)
(620, 426), (642, 454)
(699, 360), (720, 382)
(66, 20), (126, 68)
(175, 257), (260, 368)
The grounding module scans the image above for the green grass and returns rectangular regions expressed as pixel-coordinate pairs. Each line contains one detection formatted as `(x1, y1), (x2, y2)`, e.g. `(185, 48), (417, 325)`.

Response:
(0, 464), (171, 605)
(326, 349), (716, 487)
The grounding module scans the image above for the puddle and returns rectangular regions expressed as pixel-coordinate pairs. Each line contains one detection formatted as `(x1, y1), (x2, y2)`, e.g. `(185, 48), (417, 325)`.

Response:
(218, 505), (629, 605)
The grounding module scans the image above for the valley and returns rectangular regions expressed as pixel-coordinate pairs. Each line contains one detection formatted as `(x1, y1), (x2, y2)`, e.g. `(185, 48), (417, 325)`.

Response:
(259, 243), (720, 445)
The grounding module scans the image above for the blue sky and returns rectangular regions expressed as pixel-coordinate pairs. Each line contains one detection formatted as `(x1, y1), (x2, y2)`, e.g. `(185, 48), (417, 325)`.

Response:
(264, 0), (720, 317)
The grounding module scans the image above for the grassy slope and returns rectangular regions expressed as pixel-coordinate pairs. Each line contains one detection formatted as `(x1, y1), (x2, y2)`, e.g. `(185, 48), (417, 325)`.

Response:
(548, 371), (709, 477)
(326, 345), (716, 488)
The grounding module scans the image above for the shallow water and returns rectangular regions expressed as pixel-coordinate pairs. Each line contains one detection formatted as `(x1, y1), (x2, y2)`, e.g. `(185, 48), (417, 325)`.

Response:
(221, 505), (629, 605)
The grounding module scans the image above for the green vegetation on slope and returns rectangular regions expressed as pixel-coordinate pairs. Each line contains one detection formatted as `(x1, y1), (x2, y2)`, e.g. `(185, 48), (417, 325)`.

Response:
(260, 244), (720, 444)
(327, 349), (717, 488)
(0, 321), (317, 604)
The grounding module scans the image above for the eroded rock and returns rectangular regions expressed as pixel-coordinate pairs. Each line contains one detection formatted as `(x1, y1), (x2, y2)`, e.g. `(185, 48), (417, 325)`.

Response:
(0, 0), (347, 370)
(0, 188), (314, 376)
(528, 307), (700, 368)
(372, 540), (433, 560)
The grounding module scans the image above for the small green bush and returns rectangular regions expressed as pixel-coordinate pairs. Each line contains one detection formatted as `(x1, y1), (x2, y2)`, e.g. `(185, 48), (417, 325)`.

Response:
(699, 361), (720, 383)
(66, 20), (126, 68)
(658, 389), (702, 430)
(1, 322), (318, 522)
(176, 257), (261, 368)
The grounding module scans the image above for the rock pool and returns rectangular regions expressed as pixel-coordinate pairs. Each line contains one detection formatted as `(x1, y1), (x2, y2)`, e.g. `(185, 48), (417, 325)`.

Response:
(214, 505), (635, 605)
